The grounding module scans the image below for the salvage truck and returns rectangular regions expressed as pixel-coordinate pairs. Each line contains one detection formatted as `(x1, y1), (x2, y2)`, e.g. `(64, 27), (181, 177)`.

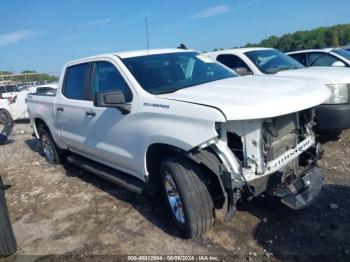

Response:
(27, 49), (330, 238)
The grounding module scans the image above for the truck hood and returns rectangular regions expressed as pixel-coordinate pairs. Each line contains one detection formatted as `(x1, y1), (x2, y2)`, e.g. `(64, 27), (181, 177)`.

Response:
(276, 67), (350, 84)
(157, 76), (330, 120)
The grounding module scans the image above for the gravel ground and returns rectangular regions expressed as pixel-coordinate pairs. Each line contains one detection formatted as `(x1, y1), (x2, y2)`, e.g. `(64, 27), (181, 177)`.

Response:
(0, 123), (349, 261)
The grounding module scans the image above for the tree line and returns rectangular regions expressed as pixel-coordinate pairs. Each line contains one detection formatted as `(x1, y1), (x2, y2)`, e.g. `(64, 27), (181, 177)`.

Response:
(244, 23), (350, 52)
(0, 70), (58, 84)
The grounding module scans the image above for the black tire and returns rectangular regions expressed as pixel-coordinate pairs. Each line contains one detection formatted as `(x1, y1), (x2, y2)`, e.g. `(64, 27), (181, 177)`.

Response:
(0, 109), (14, 137)
(38, 125), (64, 164)
(0, 177), (17, 258)
(160, 156), (214, 238)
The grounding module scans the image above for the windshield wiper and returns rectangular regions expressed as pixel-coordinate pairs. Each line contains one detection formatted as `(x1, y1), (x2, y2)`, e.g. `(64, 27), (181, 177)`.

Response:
(277, 66), (294, 72)
(153, 88), (184, 95)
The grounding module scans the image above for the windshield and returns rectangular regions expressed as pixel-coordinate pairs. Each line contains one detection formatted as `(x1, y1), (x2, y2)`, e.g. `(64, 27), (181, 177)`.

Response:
(16, 85), (29, 92)
(333, 48), (350, 61)
(121, 52), (236, 94)
(245, 49), (305, 74)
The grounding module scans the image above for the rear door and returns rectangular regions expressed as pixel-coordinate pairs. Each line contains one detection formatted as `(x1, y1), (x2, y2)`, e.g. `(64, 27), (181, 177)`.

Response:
(55, 62), (94, 153)
(0, 86), (13, 117)
(0, 86), (18, 119)
(7, 86), (29, 119)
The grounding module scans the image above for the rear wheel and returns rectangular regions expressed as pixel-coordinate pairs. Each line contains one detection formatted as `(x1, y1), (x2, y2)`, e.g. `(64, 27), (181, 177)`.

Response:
(38, 126), (64, 164)
(160, 156), (214, 238)
(0, 109), (14, 137)
(0, 177), (17, 258)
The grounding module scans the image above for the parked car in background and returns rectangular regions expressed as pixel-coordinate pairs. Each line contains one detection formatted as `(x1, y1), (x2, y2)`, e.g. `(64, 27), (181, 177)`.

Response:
(287, 48), (350, 68)
(27, 49), (330, 238)
(27, 83), (58, 95)
(0, 83), (58, 125)
(0, 85), (17, 100)
(341, 45), (350, 52)
(0, 85), (26, 125)
(207, 48), (350, 131)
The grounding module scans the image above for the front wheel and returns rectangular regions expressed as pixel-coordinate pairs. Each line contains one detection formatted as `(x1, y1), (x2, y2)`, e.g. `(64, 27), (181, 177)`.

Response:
(160, 157), (214, 238)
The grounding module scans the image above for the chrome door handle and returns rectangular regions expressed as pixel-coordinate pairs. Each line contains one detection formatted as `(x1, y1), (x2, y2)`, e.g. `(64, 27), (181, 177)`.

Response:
(56, 107), (64, 112)
(85, 110), (96, 117)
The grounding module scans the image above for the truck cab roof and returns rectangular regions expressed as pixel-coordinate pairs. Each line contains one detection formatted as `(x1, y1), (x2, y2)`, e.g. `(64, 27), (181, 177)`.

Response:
(65, 49), (195, 67)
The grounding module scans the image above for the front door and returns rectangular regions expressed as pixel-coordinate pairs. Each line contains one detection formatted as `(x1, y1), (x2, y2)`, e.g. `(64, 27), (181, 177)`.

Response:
(82, 60), (139, 176)
(57, 59), (139, 177)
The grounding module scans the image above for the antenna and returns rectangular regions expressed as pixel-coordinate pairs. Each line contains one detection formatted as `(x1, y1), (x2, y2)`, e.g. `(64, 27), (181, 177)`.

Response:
(144, 16), (150, 55)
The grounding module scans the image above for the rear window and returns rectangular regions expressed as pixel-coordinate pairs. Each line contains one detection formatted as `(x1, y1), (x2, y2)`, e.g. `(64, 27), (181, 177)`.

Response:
(63, 63), (92, 100)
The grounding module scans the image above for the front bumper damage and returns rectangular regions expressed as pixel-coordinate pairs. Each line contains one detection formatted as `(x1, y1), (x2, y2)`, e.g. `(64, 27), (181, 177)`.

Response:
(207, 114), (325, 219)
(279, 167), (323, 209)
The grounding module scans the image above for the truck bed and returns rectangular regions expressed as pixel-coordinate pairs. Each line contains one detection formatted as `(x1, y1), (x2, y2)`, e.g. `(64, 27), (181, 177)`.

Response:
(27, 93), (56, 137)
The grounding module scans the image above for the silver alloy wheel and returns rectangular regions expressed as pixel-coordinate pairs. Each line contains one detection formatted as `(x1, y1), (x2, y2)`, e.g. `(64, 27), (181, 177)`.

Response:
(41, 134), (55, 162)
(164, 172), (185, 224)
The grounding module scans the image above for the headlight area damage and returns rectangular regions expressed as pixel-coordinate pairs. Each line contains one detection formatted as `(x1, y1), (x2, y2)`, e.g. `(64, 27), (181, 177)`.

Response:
(190, 109), (323, 221)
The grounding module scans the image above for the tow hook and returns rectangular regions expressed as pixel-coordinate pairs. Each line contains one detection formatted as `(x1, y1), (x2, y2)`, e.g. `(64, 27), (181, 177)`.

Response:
(315, 142), (324, 159)
(306, 142), (324, 160)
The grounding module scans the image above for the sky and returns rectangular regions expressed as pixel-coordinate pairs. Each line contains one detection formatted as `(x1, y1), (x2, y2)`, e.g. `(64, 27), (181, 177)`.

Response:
(1, 0), (350, 74)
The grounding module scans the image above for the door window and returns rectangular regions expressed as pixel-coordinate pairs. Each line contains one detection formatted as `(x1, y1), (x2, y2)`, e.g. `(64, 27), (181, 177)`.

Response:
(5, 86), (16, 92)
(289, 53), (307, 66)
(308, 52), (342, 67)
(92, 62), (133, 102)
(216, 54), (252, 74)
(63, 63), (92, 100)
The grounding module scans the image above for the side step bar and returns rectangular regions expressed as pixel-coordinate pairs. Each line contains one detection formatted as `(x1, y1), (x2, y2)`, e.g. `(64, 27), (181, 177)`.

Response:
(66, 154), (145, 194)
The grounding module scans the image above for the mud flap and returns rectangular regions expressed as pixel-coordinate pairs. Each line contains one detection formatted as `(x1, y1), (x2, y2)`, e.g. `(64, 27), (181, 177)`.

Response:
(281, 167), (323, 209)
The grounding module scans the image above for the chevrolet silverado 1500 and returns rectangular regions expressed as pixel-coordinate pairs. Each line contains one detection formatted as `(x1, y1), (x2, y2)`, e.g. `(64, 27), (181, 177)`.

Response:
(27, 49), (330, 238)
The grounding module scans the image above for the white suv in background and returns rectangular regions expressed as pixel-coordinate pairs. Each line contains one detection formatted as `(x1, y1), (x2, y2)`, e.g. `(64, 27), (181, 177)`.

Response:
(208, 48), (350, 131)
(0, 83), (58, 122)
(287, 48), (350, 68)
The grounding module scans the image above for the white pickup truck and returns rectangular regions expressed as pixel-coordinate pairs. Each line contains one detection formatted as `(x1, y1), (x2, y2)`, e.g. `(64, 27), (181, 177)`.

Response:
(27, 49), (330, 238)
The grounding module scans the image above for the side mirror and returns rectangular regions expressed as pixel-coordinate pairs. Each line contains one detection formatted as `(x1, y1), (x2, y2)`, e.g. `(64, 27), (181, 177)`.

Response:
(331, 61), (346, 67)
(234, 67), (253, 76)
(94, 90), (131, 114)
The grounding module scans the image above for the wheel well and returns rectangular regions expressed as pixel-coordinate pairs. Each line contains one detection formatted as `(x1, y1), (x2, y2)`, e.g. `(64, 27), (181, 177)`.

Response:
(187, 147), (227, 209)
(146, 143), (226, 209)
(146, 143), (184, 194)
(34, 118), (49, 136)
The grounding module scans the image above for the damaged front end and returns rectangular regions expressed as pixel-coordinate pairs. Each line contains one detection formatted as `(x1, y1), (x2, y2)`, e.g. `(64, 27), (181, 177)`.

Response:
(269, 165), (323, 209)
(211, 108), (323, 214)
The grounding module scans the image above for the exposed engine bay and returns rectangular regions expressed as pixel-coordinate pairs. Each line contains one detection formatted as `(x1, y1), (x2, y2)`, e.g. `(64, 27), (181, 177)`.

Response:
(211, 108), (323, 212)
